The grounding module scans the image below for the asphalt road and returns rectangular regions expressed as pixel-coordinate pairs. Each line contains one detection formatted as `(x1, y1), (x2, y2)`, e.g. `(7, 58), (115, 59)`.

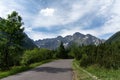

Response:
(2, 59), (73, 80)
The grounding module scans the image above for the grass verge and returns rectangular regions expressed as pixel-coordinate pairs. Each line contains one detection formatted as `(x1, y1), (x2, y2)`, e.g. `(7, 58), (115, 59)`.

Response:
(73, 60), (120, 80)
(86, 66), (120, 80)
(0, 59), (56, 79)
(72, 60), (96, 80)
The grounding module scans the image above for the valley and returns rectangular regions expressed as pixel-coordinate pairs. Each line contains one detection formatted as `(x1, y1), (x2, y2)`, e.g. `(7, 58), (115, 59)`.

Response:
(0, 0), (120, 80)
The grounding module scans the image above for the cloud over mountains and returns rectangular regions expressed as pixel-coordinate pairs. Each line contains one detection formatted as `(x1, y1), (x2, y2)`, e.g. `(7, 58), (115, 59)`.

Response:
(0, 0), (120, 40)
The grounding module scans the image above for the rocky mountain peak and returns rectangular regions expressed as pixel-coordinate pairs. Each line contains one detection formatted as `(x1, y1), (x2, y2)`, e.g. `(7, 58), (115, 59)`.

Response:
(73, 32), (84, 36)
(35, 32), (105, 50)
(56, 36), (63, 39)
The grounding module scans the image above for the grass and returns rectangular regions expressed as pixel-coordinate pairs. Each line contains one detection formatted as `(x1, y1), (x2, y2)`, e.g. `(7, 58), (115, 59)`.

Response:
(0, 59), (56, 79)
(73, 60), (120, 80)
(86, 66), (120, 80)
(72, 60), (95, 80)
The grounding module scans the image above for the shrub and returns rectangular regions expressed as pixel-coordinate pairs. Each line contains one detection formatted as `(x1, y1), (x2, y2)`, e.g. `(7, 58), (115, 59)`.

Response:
(21, 48), (53, 65)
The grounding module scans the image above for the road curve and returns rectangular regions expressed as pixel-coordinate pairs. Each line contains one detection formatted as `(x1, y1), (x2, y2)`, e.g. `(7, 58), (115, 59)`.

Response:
(2, 59), (73, 80)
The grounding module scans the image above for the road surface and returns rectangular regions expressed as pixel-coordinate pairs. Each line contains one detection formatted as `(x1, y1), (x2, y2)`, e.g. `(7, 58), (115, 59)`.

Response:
(2, 59), (73, 80)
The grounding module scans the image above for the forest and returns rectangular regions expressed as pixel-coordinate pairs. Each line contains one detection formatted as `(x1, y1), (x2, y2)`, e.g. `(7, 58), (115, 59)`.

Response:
(70, 42), (120, 69)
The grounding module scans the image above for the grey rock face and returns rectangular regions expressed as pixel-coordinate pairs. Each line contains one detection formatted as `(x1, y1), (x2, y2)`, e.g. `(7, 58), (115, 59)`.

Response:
(35, 32), (105, 49)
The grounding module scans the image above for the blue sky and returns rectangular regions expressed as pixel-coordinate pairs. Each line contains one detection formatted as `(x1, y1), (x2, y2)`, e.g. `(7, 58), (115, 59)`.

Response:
(0, 0), (120, 40)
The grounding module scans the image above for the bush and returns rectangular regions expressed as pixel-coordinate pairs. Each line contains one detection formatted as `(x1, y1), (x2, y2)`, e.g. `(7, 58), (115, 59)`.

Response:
(80, 54), (88, 67)
(21, 48), (53, 65)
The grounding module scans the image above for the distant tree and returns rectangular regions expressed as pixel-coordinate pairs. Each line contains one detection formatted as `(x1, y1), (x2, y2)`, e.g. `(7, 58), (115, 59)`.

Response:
(56, 42), (67, 58)
(0, 11), (24, 70)
(69, 44), (82, 60)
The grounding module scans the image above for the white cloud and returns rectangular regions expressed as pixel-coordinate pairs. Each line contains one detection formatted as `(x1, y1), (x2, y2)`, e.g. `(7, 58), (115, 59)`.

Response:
(0, 0), (28, 22)
(0, 0), (22, 16)
(1, 0), (120, 40)
(25, 26), (100, 40)
(98, 0), (114, 15)
(40, 8), (55, 16)
(98, 15), (120, 37)
(59, 27), (98, 38)
(32, 0), (115, 28)
(26, 0), (120, 40)
(26, 30), (57, 40)
(95, 0), (120, 38)
(24, 27), (32, 32)
(32, 0), (97, 28)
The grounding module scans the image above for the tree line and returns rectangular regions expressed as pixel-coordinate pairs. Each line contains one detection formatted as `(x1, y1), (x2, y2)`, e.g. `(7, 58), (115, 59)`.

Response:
(69, 42), (120, 69)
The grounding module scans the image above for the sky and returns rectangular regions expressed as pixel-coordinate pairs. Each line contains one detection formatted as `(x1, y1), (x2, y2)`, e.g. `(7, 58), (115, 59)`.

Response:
(0, 0), (120, 40)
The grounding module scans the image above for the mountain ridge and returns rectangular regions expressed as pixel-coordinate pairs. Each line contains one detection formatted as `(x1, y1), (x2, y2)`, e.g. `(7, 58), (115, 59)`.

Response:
(106, 31), (120, 43)
(22, 33), (37, 49)
(35, 32), (105, 49)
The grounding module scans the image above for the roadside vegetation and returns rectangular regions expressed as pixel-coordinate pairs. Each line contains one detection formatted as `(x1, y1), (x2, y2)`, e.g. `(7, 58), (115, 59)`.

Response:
(70, 43), (120, 69)
(0, 11), (65, 79)
(72, 60), (95, 80)
(73, 60), (120, 80)
(71, 42), (120, 80)
(86, 65), (120, 80)
(0, 11), (120, 80)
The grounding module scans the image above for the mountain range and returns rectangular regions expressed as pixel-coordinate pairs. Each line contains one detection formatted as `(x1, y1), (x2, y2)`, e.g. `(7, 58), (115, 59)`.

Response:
(35, 32), (105, 50)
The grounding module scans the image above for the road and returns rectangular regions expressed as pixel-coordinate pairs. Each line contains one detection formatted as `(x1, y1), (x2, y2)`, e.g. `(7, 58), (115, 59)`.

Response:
(2, 59), (73, 80)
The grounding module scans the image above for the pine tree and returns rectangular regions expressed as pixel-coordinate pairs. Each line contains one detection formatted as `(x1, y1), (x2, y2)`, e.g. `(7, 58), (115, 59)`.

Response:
(0, 11), (24, 70)
(56, 42), (66, 58)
